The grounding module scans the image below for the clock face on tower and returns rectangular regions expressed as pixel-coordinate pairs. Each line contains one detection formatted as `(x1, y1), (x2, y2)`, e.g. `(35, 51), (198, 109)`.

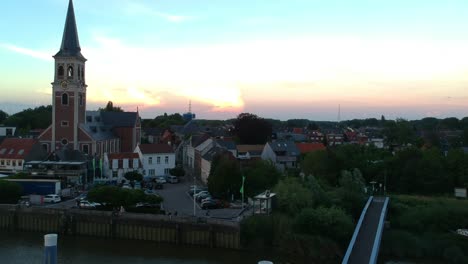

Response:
(61, 80), (68, 89)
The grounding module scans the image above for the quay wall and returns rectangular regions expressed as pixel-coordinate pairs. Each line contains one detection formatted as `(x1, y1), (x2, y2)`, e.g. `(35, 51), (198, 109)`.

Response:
(0, 205), (240, 249)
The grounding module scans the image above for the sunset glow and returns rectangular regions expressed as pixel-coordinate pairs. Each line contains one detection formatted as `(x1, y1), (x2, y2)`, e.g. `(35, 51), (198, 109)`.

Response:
(1, 0), (468, 120)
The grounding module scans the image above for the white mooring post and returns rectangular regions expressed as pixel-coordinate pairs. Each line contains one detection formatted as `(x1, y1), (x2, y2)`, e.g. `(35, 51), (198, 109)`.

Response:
(43, 234), (58, 264)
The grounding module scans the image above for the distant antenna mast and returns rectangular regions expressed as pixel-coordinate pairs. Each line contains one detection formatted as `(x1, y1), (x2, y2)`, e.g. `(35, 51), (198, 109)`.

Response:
(338, 104), (341, 123)
(189, 100), (192, 113)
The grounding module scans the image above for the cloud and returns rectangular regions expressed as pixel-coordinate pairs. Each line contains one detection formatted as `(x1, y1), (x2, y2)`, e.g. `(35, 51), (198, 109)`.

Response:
(0, 43), (53, 61)
(124, 2), (192, 23)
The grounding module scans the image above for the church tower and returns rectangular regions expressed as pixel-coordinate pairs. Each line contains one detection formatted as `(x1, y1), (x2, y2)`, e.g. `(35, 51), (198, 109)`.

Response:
(51, 0), (87, 151)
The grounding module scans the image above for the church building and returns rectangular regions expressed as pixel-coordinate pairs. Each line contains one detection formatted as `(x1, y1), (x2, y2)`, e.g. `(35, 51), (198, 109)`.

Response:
(38, 0), (141, 157)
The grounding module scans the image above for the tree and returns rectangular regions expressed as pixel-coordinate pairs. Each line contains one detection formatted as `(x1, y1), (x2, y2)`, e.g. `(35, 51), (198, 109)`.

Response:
(4, 105), (52, 133)
(302, 150), (339, 186)
(233, 113), (272, 144)
(207, 155), (242, 200)
(87, 185), (147, 207)
(100, 101), (123, 112)
(0, 180), (22, 204)
(169, 166), (185, 177)
(244, 160), (281, 197)
(293, 206), (354, 243)
(273, 177), (314, 215)
(124, 171), (143, 182)
(0, 110), (8, 124)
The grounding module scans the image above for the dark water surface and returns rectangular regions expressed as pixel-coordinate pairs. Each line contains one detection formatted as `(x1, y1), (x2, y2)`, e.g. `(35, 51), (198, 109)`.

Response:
(0, 231), (278, 264)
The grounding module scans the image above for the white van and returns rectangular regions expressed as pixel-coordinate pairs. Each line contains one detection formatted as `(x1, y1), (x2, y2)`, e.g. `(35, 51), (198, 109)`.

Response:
(167, 175), (179, 184)
(44, 194), (61, 203)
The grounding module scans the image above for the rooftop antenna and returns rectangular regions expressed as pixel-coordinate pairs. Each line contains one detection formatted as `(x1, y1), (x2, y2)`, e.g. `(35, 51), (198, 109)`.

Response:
(189, 100), (192, 113)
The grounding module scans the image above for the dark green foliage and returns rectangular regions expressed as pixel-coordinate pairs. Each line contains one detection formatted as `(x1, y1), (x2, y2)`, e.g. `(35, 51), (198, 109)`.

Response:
(381, 195), (468, 264)
(273, 177), (314, 215)
(124, 171), (143, 182)
(0, 180), (22, 204)
(233, 113), (272, 144)
(7, 172), (30, 179)
(99, 101), (123, 112)
(207, 155), (241, 200)
(142, 113), (185, 129)
(87, 185), (152, 207)
(240, 215), (275, 247)
(0, 110), (8, 124)
(243, 160), (281, 197)
(169, 166), (185, 176)
(383, 118), (417, 146)
(302, 150), (339, 186)
(4, 105), (52, 133)
(293, 206), (354, 244)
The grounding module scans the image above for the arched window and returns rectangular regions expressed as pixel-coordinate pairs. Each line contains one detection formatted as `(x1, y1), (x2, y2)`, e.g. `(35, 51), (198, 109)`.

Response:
(79, 94), (83, 106)
(81, 67), (84, 80)
(77, 67), (81, 80)
(62, 93), (69, 105)
(58, 66), (64, 79)
(67, 66), (73, 78)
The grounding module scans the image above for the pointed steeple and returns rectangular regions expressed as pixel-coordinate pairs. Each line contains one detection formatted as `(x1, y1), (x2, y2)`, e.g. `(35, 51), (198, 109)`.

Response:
(55, 0), (85, 60)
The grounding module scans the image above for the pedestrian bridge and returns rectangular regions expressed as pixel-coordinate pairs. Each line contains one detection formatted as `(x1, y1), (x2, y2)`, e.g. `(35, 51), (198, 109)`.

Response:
(342, 196), (389, 264)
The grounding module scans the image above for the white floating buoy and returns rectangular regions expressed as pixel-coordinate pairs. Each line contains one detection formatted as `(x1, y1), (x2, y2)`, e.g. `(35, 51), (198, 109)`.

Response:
(258, 261), (273, 264)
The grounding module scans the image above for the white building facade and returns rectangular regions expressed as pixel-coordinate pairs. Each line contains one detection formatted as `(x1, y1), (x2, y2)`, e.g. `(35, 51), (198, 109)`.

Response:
(135, 144), (175, 177)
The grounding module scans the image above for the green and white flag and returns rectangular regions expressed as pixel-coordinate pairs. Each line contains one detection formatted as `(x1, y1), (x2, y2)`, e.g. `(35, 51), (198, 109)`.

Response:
(240, 175), (246, 194)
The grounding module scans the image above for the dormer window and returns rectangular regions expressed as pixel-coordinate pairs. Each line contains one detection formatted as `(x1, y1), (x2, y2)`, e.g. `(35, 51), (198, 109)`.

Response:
(58, 66), (64, 79)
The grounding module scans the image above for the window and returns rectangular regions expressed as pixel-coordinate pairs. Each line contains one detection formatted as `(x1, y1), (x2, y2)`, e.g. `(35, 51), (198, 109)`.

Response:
(79, 94), (83, 106)
(0, 160), (4, 166)
(165, 156), (169, 164)
(6, 128), (12, 136)
(61, 121), (69, 127)
(67, 66), (73, 78)
(82, 144), (89, 154)
(86, 116), (92, 122)
(112, 171), (118, 178)
(58, 66), (64, 78)
(42, 144), (48, 152)
(164, 168), (170, 175)
(6, 160), (10, 166)
(149, 169), (155, 176)
(18, 161), (22, 167)
(157, 157), (161, 164)
(62, 93), (68, 105)
(78, 67), (81, 80)
(148, 157), (153, 165)
(12, 160), (16, 166)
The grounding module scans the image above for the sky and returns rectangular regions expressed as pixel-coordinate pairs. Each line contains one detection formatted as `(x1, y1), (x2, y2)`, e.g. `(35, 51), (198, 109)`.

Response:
(1, 0), (468, 121)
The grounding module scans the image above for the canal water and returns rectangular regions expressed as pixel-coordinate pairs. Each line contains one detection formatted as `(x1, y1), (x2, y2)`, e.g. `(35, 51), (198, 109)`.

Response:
(0, 231), (279, 264)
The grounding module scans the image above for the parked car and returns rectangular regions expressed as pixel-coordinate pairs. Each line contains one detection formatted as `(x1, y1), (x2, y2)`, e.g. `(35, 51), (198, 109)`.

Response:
(43, 194), (61, 203)
(196, 193), (212, 203)
(189, 187), (208, 196)
(201, 200), (220, 209)
(144, 189), (157, 195)
(194, 191), (210, 199)
(122, 184), (131, 189)
(167, 175), (179, 184)
(156, 177), (167, 184)
(134, 182), (142, 189)
(79, 200), (101, 209)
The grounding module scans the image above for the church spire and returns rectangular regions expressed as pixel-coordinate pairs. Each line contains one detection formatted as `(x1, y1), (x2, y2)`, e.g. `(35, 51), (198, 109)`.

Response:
(55, 0), (85, 60)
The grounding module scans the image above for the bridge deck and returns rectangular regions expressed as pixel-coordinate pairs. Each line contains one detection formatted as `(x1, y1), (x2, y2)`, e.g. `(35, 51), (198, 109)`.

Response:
(346, 197), (386, 264)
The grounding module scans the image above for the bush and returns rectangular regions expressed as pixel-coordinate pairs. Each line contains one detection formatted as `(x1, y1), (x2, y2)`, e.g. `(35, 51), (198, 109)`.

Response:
(293, 206), (354, 245)
(0, 180), (22, 204)
(169, 166), (185, 177)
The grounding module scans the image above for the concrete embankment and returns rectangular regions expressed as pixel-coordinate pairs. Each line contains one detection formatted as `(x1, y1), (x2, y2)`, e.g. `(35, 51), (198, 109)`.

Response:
(0, 205), (240, 249)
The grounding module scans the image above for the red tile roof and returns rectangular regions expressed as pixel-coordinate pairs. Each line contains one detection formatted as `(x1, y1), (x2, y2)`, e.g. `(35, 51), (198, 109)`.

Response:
(108, 152), (139, 160)
(296, 143), (326, 154)
(139, 143), (174, 154)
(292, 128), (304, 134)
(0, 138), (37, 159)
